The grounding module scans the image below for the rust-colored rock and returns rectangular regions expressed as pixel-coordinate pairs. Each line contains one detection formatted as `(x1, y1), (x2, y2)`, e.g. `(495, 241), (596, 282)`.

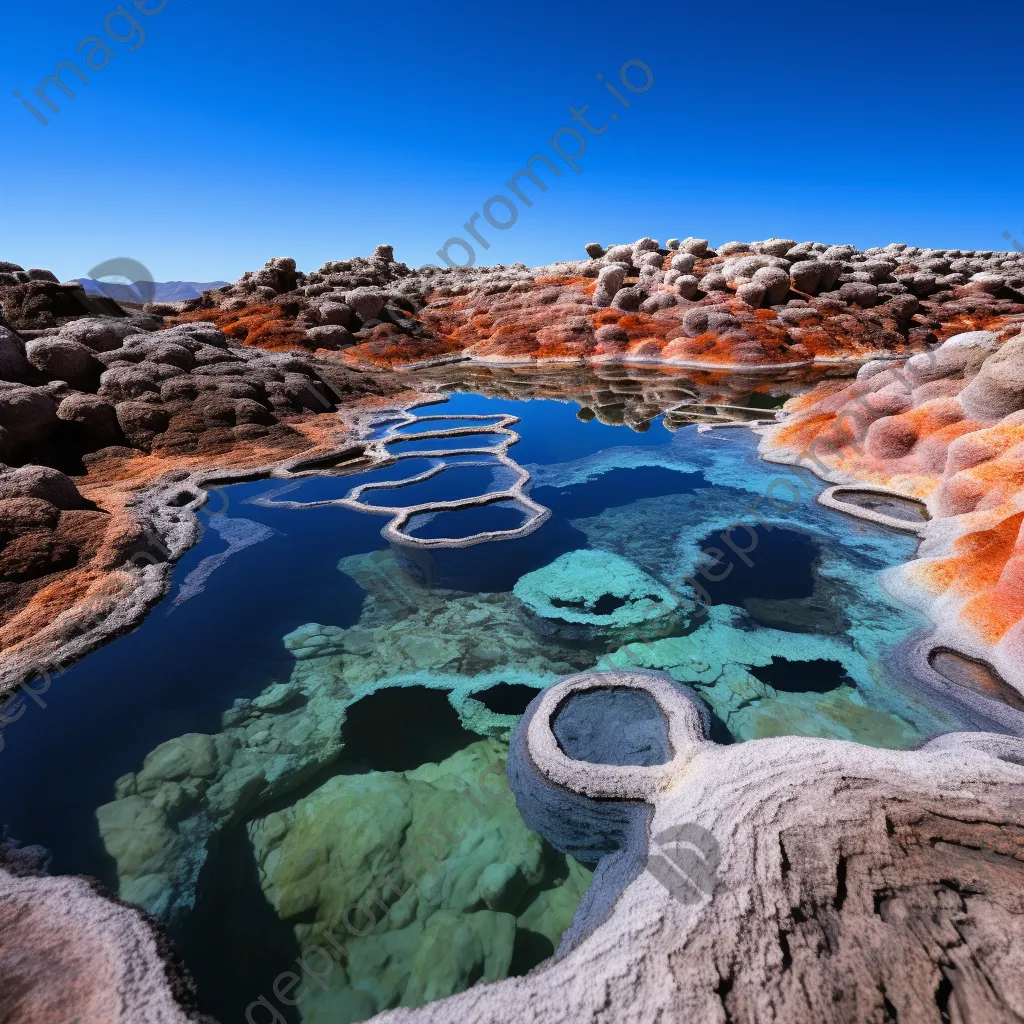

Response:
(761, 317), (1024, 693)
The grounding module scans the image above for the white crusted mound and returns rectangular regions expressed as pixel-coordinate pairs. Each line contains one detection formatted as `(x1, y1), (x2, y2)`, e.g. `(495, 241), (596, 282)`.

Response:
(0, 869), (204, 1023)
(371, 670), (1024, 1024)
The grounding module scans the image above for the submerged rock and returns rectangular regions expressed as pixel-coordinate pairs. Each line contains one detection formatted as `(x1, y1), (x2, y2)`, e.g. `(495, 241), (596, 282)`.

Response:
(513, 549), (680, 645)
(599, 606), (920, 748)
(376, 672), (1024, 1024)
(246, 737), (592, 1021)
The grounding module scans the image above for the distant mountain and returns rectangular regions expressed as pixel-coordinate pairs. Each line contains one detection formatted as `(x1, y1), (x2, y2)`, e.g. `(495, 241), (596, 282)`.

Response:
(74, 279), (230, 304)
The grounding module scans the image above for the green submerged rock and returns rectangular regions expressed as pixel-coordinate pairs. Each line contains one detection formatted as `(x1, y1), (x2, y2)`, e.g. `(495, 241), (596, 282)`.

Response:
(599, 606), (922, 748)
(249, 737), (593, 1022)
(513, 549), (680, 645)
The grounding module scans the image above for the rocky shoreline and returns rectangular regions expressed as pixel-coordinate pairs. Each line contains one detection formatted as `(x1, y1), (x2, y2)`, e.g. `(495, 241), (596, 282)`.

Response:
(2, 239), (1024, 1023)
(0, 263), (422, 695)
(2, 238), (1023, 696)
(758, 325), (1024, 698)
(165, 238), (1024, 371)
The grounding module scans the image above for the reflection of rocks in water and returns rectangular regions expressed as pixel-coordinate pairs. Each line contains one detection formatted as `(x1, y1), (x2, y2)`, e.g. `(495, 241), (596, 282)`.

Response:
(929, 647), (1024, 712)
(423, 362), (848, 433)
(246, 737), (592, 1022)
(513, 550), (680, 646)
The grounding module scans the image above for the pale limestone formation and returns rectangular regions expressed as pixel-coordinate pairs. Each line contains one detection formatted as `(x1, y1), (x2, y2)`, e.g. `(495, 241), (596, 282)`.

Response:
(372, 670), (1024, 1024)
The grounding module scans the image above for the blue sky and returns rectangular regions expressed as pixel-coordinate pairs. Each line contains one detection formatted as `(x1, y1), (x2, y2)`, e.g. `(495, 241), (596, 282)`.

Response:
(2, 0), (1022, 282)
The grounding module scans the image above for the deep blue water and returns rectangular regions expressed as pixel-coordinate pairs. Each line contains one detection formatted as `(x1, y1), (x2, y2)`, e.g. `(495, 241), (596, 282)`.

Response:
(0, 383), (1009, 1024)
(0, 390), (666, 881)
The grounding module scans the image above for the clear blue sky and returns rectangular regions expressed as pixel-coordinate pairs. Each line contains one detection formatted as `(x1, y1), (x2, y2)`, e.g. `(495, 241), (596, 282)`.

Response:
(3, 0), (1022, 283)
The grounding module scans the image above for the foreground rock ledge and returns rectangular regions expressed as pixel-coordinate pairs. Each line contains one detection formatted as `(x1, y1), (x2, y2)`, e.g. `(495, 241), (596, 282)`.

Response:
(0, 868), (212, 1024)
(4, 671), (1021, 1024)
(378, 671), (1024, 1024)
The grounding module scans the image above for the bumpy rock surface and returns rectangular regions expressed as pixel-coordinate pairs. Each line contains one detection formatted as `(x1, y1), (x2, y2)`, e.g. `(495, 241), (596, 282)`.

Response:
(513, 549), (679, 644)
(171, 241), (1024, 371)
(372, 670), (1024, 1024)
(7, 669), (1023, 1024)
(0, 265), (127, 330)
(0, 860), (211, 1024)
(246, 737), (591, 1021)
(761, 322), (1024, 693)
(4, 238), (1023, 693)
(0, 265), (413, 696)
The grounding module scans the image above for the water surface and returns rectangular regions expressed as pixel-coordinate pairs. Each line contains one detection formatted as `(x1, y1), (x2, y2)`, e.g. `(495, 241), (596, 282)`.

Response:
(0, 372), (1005, 1023)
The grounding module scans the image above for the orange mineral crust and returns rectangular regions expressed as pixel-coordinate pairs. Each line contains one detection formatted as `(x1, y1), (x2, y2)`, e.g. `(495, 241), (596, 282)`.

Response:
(344, 286), (922, 369)
(3, 238), (1024, 691)
(167, 304), (310, 352)
(760, 320), (1024, 687)
(0, 389), (420, 697)
(151, 241), (1024, 375)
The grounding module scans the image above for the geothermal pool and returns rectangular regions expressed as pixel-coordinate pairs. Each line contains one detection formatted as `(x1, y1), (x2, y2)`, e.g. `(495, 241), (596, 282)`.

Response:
(0, 373), (1006, 1023)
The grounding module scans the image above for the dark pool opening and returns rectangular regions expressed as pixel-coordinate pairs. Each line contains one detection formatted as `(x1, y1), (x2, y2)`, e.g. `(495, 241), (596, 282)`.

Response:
(359, 463), (515, 509)
(746, 391), (790, 410)
(553, 687), (670, 767)
(750, 657), (853, 695)
(387, 432), (505, 454)
(473, 683), (541, 716)
(403, 501), (530, 541)
(337, 686), (481, 772)
(550, 594), (630, 615)
(696, 525), (818, 607)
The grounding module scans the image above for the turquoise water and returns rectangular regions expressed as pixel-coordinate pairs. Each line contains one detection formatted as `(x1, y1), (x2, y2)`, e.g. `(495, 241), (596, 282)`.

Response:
(0, 382), (1003, 1023)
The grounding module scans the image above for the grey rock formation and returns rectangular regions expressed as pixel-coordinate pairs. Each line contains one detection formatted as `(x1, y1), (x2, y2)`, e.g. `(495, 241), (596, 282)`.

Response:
(0, 383), (58, 449)
(752, 265), (791, 304)
(0, 464), (89, 508)
(677, 237), (709, 256)
(25, 337), (104, 390)
(0, 867), (203, 1024)
(375, 671), (1024, 1024)
(57, 393), (122, 442)
(59, 316), (154, 352)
